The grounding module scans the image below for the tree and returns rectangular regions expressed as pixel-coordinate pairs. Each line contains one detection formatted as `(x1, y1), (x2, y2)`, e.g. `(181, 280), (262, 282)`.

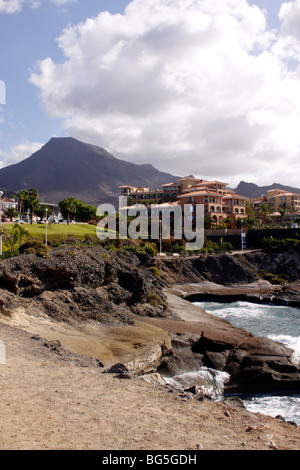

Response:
(4, 223), (28, 255)
(58, 198), (96, 224)
(28, 194), (40, 224)
(35, 204), (52, 220)
(3, 206), (18, 221)
(17, 190), (27, 216)
(278, 202), (291, 227)
(18, 188), (40, 223)
(258, 203), (270, 227)
(204, 215), (212, 229)
(58, 197), (77, 225)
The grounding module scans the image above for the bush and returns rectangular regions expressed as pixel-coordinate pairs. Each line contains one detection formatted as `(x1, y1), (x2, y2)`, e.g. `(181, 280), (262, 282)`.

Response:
(199, 240), (233, 253)
(148, 266), (161, 277)
(262, 236), (300, 251)
(144, 244), (157, 257)
(19, 237), (50, 257)
(146, 292), (167, 309)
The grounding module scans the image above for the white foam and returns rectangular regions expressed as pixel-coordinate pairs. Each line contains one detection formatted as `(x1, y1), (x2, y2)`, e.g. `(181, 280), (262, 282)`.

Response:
(163, 367), (230, 401)
(268, 334), (300, 364)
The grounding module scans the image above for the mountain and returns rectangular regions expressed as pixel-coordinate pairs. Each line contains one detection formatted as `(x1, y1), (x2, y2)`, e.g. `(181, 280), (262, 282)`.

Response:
(234, 181), (300, 199)
(0, 137), (180, 206)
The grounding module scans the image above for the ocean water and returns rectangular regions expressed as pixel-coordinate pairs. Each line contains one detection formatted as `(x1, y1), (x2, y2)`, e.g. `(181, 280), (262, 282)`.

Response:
(193, 299), (300, 424)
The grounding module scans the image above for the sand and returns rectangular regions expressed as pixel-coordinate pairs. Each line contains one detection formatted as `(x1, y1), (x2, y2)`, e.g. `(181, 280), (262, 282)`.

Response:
(0, 321), (299, 451)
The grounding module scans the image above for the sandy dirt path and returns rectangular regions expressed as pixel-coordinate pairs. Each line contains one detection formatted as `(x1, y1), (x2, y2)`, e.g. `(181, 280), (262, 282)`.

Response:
(0, 322), (299, 451)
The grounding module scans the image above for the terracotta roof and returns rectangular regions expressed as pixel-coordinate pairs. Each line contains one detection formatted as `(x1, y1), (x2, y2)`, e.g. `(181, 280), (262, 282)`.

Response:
(195, 180), (228, 186)
(2, 196), (17, 202)
(178, 190), (222, 198)
(176, 177), (201, 181)
(222, 193), (248, 200)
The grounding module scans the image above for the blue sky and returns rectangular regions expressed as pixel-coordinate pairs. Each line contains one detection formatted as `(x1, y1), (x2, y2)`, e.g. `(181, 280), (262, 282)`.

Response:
(1, 0), (300, 189)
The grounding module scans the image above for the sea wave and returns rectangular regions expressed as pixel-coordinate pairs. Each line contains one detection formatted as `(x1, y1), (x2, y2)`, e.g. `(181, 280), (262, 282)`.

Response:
(163, 367), (230, 401)
(268, 334), (300, 364)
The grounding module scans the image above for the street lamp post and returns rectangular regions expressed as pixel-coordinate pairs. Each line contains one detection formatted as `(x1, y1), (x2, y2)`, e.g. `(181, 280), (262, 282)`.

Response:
(45, 208), (48, 246)
(0, 191), (3, 256)
(241, 219), (246, 251)
(159, 219), (162, 255)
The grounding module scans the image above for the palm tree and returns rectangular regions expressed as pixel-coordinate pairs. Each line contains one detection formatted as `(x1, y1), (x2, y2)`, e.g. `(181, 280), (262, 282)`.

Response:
(3, 206), (18, 221)
(27, 188), (39, 224)
(59, 197), (77, 225)
(258, 203), (270, 227)
(17, 190), (27, 216)
(278, 202), (291, 227)
(5, 224), (28, 255)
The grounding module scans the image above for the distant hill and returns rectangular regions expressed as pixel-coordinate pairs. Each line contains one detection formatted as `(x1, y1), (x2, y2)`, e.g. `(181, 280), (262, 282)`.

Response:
(233, 181), (300, 199)
(1, 138), (299, 206)
(0, 137), (180, 206)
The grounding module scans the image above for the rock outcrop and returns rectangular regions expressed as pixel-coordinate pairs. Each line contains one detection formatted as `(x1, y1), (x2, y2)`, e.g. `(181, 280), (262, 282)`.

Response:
(156, 284), (300, 394)
(0, 246), (168, 325)
(0, 246), (299, 394)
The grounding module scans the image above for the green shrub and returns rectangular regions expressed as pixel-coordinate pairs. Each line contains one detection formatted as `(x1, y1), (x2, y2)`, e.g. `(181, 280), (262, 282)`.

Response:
(19, 237), (50, 257)
(148, 266), (161, 277)
(262, 236), (300, 251)
(146, 292), (167, 309)
(144, 244), (157, 256)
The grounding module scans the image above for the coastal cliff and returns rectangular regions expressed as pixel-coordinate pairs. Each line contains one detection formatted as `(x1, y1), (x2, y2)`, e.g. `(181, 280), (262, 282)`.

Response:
(0, 245), (299, 450)
(0, 246), (299, 394)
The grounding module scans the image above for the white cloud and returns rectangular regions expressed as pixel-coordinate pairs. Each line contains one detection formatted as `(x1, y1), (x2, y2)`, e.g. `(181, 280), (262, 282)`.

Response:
(0, 140), (43, 168)
(0, 0), (75, 14)
(30, 0), (300, 187)
(0, 0), (24, 14)
(279, 0), (300, 38)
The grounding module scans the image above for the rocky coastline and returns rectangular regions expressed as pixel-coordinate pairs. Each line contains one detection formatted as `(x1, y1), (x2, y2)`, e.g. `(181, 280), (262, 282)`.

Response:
(0, 245), (299, 449)
(0, 246), (299, 395)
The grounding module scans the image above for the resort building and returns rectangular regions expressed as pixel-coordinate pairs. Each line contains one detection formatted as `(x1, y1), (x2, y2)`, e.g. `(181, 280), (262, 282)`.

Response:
(250, 195), (268, 213)
(119, 185), (165, 202)
(119, 177), (249, 226)
(266, 189), (300, 214)
(1, 196), (18, 211)
(177, 186), (248, 226)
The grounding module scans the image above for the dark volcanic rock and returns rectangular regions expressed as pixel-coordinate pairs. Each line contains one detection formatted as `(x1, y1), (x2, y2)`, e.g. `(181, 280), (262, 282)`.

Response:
(1, 246), (299, 394)
(0, 246), (168, 324)
(192, 331), (300, 393)
(158, 284), (300, 394)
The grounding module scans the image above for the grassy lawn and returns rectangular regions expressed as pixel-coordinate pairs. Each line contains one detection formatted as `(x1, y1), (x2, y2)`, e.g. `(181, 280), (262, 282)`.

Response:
(3, 222), (97, 237)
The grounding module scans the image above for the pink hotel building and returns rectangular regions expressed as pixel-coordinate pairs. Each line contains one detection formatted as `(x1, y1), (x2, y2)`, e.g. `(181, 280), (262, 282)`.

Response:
(120, 176), (248, 226)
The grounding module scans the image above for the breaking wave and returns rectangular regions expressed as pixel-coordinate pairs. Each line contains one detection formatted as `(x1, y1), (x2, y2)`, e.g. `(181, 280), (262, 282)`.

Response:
(163, 367), (230, 401)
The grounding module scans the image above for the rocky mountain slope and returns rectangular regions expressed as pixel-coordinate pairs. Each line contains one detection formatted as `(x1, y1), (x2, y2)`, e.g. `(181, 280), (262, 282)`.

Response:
(0, 137), (179, 206)
(234, 181), (300, 198)
(1, 136), (299, 207)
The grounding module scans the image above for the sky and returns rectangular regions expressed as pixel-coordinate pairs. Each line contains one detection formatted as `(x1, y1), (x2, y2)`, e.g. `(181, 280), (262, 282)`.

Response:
(1, 0), (300, 189)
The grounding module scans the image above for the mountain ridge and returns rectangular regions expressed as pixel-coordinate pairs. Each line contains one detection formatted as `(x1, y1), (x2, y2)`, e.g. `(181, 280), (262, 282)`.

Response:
(0, 137), (299, 205)
(0, 137), (180, 206)
(234, 180), (300, 199)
